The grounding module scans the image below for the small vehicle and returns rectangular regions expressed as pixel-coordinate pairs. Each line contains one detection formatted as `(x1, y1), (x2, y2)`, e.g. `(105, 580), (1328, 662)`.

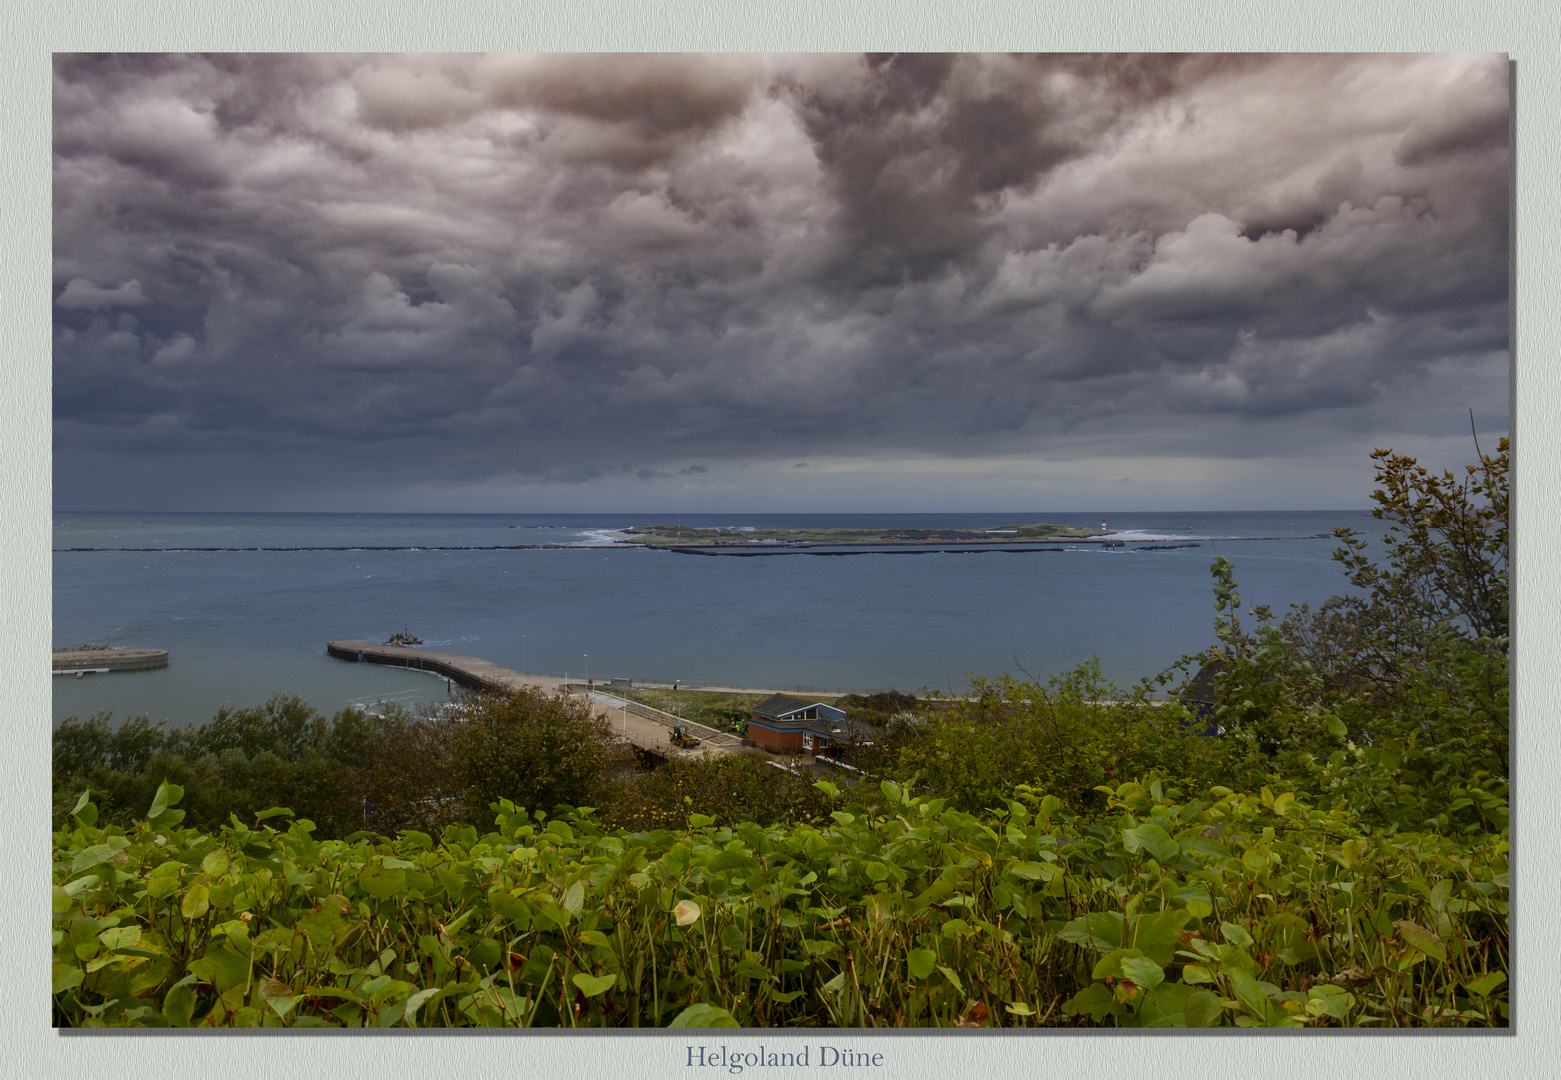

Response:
(670, 724), (701, 749)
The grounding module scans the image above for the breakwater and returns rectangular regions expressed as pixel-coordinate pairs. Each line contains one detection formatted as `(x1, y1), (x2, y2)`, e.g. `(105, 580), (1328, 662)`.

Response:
(326, 640), (745, 759)
(53, 647), (168, 674)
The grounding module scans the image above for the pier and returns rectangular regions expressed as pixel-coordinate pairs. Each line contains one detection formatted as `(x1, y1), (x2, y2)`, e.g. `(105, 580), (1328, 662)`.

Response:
(326, 640), (749, 761)
(53, 646), (168, 675)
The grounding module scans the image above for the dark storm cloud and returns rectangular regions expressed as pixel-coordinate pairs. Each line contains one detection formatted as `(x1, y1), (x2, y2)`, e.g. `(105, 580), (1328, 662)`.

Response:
(51, 53), (1509, 509)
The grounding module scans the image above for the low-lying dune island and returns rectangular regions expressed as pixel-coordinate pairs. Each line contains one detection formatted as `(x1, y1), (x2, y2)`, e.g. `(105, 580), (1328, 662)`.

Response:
(622, 522), (1108, 548)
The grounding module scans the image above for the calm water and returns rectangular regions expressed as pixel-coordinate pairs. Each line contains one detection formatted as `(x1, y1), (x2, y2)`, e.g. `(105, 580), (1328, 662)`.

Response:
(52, 510), (1374, 728)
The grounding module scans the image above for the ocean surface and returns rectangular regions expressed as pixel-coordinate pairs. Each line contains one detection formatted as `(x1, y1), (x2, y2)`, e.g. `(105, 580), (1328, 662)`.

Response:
(52, 510), (1377, 729)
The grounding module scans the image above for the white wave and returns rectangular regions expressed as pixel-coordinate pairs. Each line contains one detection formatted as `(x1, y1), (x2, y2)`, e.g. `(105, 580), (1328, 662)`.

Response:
(570, 529), (633, 546)
(1103, 530), (1211, 541)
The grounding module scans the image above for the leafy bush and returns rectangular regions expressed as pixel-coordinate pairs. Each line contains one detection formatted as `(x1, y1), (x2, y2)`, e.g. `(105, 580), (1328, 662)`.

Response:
(858, 659), (1260, 815)
(1189, 438), (1509, 829)
(53, 696), (384, 839)
(606, 752), (831, 832)
(339, 688), (631, 835)
(52, 778), (1507, 1028)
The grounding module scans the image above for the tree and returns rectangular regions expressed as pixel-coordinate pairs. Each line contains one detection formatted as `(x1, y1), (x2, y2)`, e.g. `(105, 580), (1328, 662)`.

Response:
(448, 688), (627, 823)
(1196, 436), (1509, 827)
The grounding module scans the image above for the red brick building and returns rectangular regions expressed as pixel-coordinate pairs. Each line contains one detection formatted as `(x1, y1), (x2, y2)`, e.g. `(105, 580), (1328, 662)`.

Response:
(747, 694), (872, 757)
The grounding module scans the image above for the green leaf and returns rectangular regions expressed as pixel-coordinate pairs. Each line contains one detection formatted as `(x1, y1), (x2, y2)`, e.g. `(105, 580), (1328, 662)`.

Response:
(180, 884), (210, 920)
(572, 973), (617, 998)
(260, 977), (299, 1019)
(1090, 948), (1144, 981)
(668, 1003), (741, 1028)
(52, 962), (84, 995)
(1464, 972), (1506, 998)
(70, 844), (117, 874)
(70, 789), (97, 827)
(1120, 956), (1166, 991)
(358, 863), (407, 900)
(1061, 982), (1120, 1022)
(402, 986), (443, 1026)
(254, 806), (294, 822)
(1227, 970), (1283, 1025)
(1394, 920), (1447, 963)
(1136, 982), (1193, 1027)
(200, 849), (230, 877)
(1181, 964), (1216, 985)
(62, 875), (99, 898)
(295, 895), (352, 954)
(907, 949), (937, 980)
(1305, 986), (1354, 1020)
(562, 881), (584, 916)
(1220, 921), (1255, 950)
(936, 965), (964, 994)
(98, 925), (141, 951)
(1122, 822), (1180, 865)
(1183, 989), (1224, 1028)
(707, 850), (761, 873)
(1179, 837), (1230, 860)
(147, 781), (184, 823)
(188, 944), (250, 994)
(162, 981), (195, 1026)
(1133, 909), (1192, 952)
(1058, 911), (1123, 953)
(812, 781), (840, 800)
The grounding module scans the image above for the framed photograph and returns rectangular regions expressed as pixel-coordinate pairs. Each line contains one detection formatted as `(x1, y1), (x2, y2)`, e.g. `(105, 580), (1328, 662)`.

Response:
(17, 3), (1554, 1079)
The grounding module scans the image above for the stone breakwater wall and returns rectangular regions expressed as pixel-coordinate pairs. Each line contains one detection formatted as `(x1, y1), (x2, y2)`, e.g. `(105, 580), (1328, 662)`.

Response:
(52, 647), (168, 674)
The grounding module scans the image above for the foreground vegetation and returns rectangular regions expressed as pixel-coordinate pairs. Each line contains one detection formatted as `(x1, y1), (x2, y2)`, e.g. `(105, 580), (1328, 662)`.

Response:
(52, 439), (1509, 1027)
(53, 777), (1506, 1028)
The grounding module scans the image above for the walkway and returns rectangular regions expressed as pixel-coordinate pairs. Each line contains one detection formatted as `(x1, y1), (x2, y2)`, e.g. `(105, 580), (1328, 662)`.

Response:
(326, 640), (750, 761)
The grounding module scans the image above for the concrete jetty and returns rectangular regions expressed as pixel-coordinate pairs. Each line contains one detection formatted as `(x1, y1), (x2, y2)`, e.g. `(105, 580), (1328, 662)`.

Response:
(53, 646), (168, 675)
(326, 640), (748, 761)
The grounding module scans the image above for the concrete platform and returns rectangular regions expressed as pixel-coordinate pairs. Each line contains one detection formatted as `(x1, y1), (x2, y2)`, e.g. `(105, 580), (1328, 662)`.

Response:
(52, 647), (168, 674)
(327, 640), (751, 762)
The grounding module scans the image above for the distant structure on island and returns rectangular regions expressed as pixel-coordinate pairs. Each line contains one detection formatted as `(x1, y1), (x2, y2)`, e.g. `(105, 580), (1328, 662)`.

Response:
(747, 695), (873, 759)
(385, 627), (423, 646)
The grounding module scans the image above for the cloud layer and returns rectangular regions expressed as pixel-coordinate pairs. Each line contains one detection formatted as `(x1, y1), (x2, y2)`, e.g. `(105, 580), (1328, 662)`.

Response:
(53, 53), (1509, 510)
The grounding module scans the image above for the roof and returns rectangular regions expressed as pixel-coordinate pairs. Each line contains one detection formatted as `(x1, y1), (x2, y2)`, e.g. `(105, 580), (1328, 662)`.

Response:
(752, 694), (824, 720)
(815, 717), (877, 744)
(1176, 660), (1227, 704)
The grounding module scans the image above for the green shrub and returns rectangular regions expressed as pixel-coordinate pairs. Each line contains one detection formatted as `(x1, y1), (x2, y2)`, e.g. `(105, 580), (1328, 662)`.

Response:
(605, 752), (830, 831)
(859, 659), (1260, 814)
(1189, 438), (1508, 829)
(53, 696), (383, 839)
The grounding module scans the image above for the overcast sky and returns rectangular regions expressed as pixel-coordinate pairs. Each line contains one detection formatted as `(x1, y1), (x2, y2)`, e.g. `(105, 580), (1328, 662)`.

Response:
(52, 52), (1509, 513)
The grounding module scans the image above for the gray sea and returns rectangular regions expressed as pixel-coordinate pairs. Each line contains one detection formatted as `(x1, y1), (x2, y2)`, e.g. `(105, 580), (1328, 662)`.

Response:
(52, 510), (1376, 728)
